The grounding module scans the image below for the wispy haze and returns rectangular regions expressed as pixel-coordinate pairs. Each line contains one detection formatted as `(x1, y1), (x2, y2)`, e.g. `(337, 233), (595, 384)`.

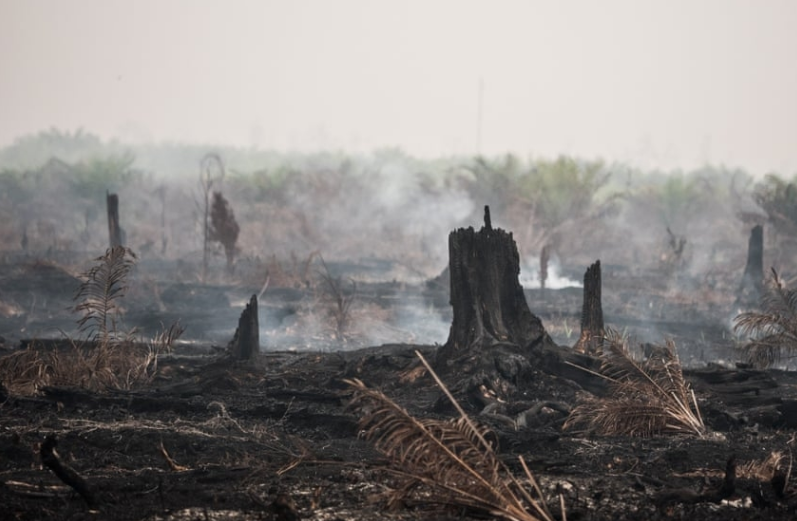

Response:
(1, 0), (796, 174)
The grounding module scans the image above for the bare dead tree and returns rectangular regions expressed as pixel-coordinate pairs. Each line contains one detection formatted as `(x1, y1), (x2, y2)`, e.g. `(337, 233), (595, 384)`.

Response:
(208, 191), (240, 275)
(199, 153), (225, 282)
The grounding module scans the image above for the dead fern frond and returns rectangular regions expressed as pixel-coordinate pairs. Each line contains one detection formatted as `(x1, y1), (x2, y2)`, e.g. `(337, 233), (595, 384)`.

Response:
(734, 269), (797, 368)
(73, 246), (136, 345)
(345, 352), (556, 521)
(564, 329), (705, 437)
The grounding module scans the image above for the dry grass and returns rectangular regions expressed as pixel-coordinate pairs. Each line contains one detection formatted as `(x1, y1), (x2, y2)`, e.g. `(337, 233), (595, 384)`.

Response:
(346, 351), (559, 521)
(564, 329), (706, 437)
(0, 248), (183, 395)
(0, 334), (178, 395)
(677, 451), (786, 482)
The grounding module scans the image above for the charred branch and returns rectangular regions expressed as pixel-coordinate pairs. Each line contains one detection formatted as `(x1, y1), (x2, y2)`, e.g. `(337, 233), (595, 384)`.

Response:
(40, 435), (96, 508)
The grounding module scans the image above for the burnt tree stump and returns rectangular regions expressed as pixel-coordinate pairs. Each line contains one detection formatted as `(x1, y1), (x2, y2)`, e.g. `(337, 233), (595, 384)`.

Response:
(106, 191), (124, 248)
(737, 225), (764, 304)
(574, 260), (604, 355)
(435, 206), (551, 371)
(229, 294), (259, 361)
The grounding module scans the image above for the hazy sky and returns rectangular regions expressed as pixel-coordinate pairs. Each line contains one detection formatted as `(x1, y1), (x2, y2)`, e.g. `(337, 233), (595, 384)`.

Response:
(1, 0), (796, 174)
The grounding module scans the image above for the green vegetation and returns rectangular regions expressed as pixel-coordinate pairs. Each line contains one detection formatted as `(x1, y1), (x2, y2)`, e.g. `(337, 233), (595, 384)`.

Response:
(0, 128), (794, 280)
(753, 173), (797, 237)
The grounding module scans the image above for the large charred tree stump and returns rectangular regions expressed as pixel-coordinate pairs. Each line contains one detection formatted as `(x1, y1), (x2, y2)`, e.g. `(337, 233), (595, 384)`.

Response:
(574, 260), (604, 355)
(229, 294), (259, 361)
(435, 206), (550, 370)
(106, 191), (123, 248)
(737, 225), (764, 304)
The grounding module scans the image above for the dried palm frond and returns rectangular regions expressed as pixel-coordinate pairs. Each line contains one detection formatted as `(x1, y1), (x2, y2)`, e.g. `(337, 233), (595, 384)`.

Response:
(734, 269), (797, 368)
(73, 246), (136, 345)
(345, 352), (556, 521)
(738, 451), (784, 482)
(564, 329), (705, 437)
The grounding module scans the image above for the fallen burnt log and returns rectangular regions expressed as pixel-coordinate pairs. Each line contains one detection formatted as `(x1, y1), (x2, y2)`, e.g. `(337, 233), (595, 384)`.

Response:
(686, 366), (794, 430)
(654, 456), (736, 508)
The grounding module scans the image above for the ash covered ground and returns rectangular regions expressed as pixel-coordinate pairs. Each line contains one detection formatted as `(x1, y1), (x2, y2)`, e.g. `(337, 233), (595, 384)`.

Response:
(2, 244), (797, 521)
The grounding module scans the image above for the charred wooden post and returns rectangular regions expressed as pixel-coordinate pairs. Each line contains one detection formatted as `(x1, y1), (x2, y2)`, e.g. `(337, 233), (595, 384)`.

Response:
(737, 225), (764, 304)
(229, 294), (259, 360)
(106, 191), (123, 248)
(435, 205), (550, 369)
(574, 260), (604, 355)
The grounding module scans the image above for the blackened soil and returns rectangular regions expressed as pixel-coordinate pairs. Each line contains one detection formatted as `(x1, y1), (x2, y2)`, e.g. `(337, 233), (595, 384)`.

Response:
(2, 259), (796, 520)
(2, 342), (797, 521)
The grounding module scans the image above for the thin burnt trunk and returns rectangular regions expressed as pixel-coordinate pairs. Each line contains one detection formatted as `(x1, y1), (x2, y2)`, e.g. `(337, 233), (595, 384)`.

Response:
(107, 191), (123, 248)
(574, 260), (604, 355)
(737, 225), (764, 304)
(539, 245), (550, 297)
(435, 206), (549, 369)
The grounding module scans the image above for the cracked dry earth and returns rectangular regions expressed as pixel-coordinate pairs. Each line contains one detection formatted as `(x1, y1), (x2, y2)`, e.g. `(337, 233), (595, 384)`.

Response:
(2, 341), (797, 521)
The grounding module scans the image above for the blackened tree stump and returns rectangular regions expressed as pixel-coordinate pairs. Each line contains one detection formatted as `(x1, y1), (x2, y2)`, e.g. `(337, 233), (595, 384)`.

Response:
(229, 295), (259, 361)
(737, 225), (764, 304)
(574, 260), (604, 355)
(435, 206), (551, 370)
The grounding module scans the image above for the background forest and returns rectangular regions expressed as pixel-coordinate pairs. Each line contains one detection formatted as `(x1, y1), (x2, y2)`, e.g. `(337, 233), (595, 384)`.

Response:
(3, 128), (795, 289)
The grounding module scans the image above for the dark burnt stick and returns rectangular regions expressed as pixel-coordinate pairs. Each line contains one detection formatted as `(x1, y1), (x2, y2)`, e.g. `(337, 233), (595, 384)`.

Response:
(40, 435), (97, 507)
(717, 456), (736, 500)
(705, 455), (737, 504)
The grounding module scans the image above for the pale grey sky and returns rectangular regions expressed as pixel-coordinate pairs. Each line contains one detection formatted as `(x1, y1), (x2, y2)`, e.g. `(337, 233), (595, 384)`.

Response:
(1, 0), (795, 174)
